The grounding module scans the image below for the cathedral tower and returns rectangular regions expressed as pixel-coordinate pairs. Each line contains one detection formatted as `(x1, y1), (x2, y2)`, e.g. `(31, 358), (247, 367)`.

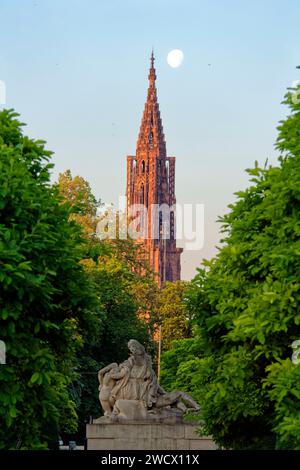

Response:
(126, 52), (182, 287)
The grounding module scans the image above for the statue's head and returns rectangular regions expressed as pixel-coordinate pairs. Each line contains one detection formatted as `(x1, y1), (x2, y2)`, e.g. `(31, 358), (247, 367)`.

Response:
(128, 339), (146, 356)
(110, 364), (119, 374)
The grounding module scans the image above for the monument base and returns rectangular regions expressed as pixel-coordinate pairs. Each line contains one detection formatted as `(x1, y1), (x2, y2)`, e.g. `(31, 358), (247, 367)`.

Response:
(86, 421), (217, 450)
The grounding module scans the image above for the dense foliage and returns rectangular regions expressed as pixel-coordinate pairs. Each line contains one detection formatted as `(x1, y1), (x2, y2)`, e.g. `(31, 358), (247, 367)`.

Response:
(161, 81), (300, 449)
(155, 281), (192, 351)
(0, 110), (99, 449)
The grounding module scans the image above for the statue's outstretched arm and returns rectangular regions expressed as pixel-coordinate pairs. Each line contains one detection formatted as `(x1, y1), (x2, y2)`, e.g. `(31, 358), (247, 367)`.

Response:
(179, 392), (200, 411)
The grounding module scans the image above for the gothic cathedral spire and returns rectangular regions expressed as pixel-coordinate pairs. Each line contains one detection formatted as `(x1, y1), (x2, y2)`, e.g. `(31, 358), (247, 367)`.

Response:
(136, 51), (166, 158)
(126, 52), (182, 287)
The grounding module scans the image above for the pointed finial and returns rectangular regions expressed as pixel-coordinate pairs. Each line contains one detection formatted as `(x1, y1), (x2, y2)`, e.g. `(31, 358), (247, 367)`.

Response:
(150, 48), (155, 68)
(148, 49), (156, 84)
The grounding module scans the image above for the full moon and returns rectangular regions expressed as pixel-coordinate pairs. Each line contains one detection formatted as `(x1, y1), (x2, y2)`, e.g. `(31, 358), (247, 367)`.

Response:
(167, 49), (184, 68)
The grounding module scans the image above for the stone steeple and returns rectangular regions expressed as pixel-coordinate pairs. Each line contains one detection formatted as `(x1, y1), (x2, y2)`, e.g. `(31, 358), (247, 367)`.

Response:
(126, 52), (182, 287)
(136, 51), (166, 158)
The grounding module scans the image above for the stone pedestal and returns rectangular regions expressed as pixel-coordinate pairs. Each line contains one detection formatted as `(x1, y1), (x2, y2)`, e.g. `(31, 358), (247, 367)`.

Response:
(86, 422), (217, 450)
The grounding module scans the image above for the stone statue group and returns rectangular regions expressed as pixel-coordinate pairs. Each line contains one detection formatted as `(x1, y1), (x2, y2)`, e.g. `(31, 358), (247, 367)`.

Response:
(98, 339), (200, 422)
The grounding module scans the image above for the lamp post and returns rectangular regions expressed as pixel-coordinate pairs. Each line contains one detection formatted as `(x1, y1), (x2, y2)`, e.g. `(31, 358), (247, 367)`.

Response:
(157, 324), (162, 383)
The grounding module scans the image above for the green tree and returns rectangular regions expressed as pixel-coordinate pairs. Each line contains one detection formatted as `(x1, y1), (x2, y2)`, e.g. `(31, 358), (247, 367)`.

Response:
(58, 169), (100, 239)
(0, 110), (99, 449)
(57, 171), (155, 438)
(156, 281), (192, 351)
(161, 78), (300, 450)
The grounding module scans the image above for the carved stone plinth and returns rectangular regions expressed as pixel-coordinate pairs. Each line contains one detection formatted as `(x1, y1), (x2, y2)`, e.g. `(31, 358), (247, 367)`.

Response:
(86, 422), (217, 450)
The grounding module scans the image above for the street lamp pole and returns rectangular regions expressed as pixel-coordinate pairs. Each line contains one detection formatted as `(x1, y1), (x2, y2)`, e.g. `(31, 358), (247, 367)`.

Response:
(157, 324), (162, 383)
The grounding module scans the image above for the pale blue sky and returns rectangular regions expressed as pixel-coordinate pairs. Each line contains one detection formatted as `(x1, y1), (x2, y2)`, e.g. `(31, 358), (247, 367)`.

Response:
(1, 0), (300, 279)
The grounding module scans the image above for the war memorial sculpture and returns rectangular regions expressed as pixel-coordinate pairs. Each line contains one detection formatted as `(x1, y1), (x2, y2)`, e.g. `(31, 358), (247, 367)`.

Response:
(98, 339), (199, 421)
(86, 340), (217, 450)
